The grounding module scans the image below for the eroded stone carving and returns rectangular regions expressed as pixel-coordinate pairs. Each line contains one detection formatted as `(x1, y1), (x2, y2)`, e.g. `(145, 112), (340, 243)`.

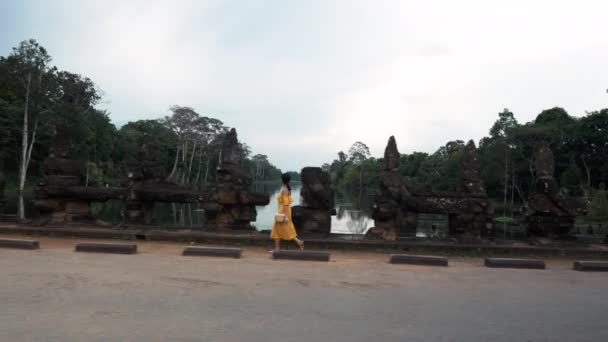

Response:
(370, 136), (494, 241)
(34, 125), (124, 223)
(292, 167), (335, 235)
(203, 129), (270, 229)
(525, 142), (586, 237)
(33, 127), (269, 229)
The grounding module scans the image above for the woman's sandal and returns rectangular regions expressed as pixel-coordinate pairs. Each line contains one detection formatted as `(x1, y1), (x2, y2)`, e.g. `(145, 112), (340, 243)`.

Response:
(297, 239), (304, 250)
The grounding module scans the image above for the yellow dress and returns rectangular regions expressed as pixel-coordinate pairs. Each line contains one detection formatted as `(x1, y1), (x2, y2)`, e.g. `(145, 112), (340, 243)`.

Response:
(270, 189), (298, 240)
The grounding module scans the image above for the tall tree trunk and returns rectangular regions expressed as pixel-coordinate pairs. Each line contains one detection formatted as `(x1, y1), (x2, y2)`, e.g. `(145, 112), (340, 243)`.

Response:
(510, 168), (515, 217)
(17, 73), (32, 221)
(581, 155), (591, 197)
(25, 119), (38, 174)
(195, 149), (203, 187)
(502, 147), (508, 239)
(167, 145), (181, 181)
(204, 157), (210, 189)
(180, 141), (188, 185)
(358, 165), (363, 204)
(85, 160), (90, 187)
(172, 203), (177, 225)
(503, 148), (508, 216)
(515, 182), (527, 207)
(186, 141), (197, 185)
(180, 203), (185, 226)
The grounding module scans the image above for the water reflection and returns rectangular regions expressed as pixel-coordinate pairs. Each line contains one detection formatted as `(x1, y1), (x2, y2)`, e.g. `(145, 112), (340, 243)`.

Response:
(253, 183), (374, 235)
(2, 183), (375, 234)
(331, 190), (374, 235)
(253, 182), (299, 231)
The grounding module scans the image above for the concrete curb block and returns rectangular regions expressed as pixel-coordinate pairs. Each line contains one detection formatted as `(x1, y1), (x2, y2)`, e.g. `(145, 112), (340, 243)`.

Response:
(573, 261), (608, 272)
(272, 250), (330, 262)
(0, 238), (40, 250)
(389, 254), (448, 266)
(182, 246), (242, 258)
(4, 225), (608, 258)
(484, 257), (545, 269)
(75, 242), (137, 254)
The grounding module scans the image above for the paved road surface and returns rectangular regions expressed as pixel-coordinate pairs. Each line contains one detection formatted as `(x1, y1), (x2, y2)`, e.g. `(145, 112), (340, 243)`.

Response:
(0, 236), (607, 342)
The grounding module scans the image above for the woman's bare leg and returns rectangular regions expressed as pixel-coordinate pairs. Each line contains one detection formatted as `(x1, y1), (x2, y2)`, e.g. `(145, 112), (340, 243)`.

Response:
(274, 239), (280, 251)
(294, 238), (304, 250)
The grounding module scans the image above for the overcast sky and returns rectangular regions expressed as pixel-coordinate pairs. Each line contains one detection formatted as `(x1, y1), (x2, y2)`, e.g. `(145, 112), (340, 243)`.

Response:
(1, 0), (607, 171)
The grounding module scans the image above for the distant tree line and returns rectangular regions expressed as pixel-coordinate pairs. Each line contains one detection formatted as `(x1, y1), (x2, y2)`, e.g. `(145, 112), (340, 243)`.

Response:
(0, 39), (283, 219)
(323, 107), (608, 220)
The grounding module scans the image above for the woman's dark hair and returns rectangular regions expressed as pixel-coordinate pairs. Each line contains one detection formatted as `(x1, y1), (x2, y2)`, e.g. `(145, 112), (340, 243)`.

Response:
(281, 173), (291, 192)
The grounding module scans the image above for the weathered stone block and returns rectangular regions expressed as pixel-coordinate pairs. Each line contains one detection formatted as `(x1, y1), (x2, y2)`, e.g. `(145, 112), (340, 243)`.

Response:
(272, 250), (330, 262)
(182, 246), (242, 258)
(292, 206), (332, 234)
(573, 261), (608, 272)
(300, 167), (334, 210)
(484, 258), (545, 269)
(389, 254), (448, 266)
(75, 242), (137, 254)
(217, 191), (238, 205)
(0, 238), (40, 250)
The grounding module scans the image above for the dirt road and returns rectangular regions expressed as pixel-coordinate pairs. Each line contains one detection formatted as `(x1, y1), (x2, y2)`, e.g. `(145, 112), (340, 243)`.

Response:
(1, 235), (607, 341)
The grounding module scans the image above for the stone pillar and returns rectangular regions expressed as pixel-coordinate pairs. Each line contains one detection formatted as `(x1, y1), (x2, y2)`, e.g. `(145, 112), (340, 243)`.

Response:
(291, 167), (335, 235)
(34, 157), (92, 223)
(455, 140), (494, 239)
(525, 143), (585, 237)
(370, 136), (412, 240)
(211, 129), (269, 229)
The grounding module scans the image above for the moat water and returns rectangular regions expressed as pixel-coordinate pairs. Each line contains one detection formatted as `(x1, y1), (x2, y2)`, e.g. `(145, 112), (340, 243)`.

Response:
(2, 182), (375, 235)
(253, 182), (373, 234)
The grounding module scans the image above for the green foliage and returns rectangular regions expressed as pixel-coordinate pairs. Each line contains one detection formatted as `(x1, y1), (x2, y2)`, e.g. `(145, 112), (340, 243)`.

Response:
(535, 107), (574, 126)
(588, 184), (608, 222)
(327, 106), (608, 205)
(0, 39), (281, 193)
(560, 158), (583, 195)
(341, 158), (382, 190)
(347, 141), (370, 164)
(495, 216), (514, 223)
(417, 140), (465, 191)
(399, 152), (428, 177)
(284, 171), (300, 181)
(248, 154), (282, 181)
(489, 108), (518, 138)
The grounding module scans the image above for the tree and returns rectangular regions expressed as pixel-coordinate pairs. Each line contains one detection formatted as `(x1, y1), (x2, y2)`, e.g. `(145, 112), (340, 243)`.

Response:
(347, 141), (371, 193)
(560, 157), (583, 195)
(250, 154), (281, 181)
(489, 108), (518, 139)
(570, 109), (608, 193)
(3, 39), (60, 220)
(162, 106), (200, 183)
(588, 183), (608, 222)
(348, 141), (371, 164)
(535, 107), (574, 126)
(417, 140), (465, 191)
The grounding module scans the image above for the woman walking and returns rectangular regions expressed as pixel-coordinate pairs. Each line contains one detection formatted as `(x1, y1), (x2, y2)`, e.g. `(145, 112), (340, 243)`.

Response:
(270, 173), (304, 251)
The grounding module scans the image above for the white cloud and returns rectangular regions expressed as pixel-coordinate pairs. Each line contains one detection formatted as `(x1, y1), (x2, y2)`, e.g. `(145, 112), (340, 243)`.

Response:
(3, 0), (607, 171)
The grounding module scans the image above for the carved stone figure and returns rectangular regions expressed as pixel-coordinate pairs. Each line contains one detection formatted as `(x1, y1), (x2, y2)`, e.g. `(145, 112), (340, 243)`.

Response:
(526, 143), (586, 237)
(204, 128), (270, 229)
(370, 136), (494, 241)
(291, 167), (335, 235)
(33, 126), (269, 229)
(34, 125), (98, 222)
(384, 136), (400, 171)
(461, 140), (486, 194)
